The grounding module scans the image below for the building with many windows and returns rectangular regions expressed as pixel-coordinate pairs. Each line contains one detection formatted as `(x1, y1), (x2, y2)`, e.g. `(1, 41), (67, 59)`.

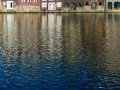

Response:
(106, 0), (120, 10)
(62, 0), (104, 12)
(1, 0), (40, 12)
(83, 0), (104, 11)
(40, 0), (63, 11)
(18, 0), (41, 12)
(2, 0), (18, 12)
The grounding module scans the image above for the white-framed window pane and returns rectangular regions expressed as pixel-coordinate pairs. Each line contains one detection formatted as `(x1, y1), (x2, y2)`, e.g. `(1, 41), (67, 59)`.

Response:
(42, 3), (47, 7)
(28, 0), (32, 2)
(22, 0), (26, 2)
(49, 0), (55, 1)
(34, 0), (38, 2)
(57, 2), (62, 7)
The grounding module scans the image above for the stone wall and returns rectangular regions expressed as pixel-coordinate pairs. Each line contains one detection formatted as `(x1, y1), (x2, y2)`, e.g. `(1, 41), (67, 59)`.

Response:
(2, 6), (19, 12)
(18, 6), (40, 12)
(2, 6), (41, 12)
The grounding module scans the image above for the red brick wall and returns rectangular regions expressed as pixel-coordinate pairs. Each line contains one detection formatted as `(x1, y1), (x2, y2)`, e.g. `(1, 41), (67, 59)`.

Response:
(84, 0), (104, 6)
(18, 0), (41, 6)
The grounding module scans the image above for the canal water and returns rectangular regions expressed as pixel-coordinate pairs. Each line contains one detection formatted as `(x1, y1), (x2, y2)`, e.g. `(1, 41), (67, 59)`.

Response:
(0, 13), (120, 90)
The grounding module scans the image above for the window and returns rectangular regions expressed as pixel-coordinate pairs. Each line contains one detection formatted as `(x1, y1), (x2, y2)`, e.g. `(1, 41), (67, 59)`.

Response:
(86, 2), (89, 5)
(57, 2), (62, 7)
(22, 0), (26, 2)
(99, 2), (102, 5)
(34, 0), (38, 2)
(3, 1), (6, 6)
(28, 0), (32, 2)
(92, 0), (97, 2)
(42, 3), (47, 7)
(7, 1), (13, 9)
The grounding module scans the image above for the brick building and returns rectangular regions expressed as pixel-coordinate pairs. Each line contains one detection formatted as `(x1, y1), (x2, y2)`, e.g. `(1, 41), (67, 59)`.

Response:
(18, 0), (41, 12)
(83, 0), (104, 10)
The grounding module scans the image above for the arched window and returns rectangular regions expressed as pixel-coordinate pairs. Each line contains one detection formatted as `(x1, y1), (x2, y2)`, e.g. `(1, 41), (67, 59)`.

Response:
(86, 2), (89, 5)
(91, 3), (96, 9)
(99, 2), (102, 5)
(71, 3), (76, 10)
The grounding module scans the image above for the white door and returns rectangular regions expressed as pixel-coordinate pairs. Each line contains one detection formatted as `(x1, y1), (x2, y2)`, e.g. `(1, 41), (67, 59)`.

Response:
(48, 2), (56, 10)
(7, 1), (13, 9)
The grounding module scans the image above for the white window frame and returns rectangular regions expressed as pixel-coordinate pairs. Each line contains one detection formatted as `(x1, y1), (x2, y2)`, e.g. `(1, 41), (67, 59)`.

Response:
(34, 0), (38, 2)
(91, 0), (97, 2)
(7, 1), (13, 9)
(28, 0), (32, 2)
(42, 2), (47, 8)
(57, 2), (62, 7)
(22, 0), (26, 2)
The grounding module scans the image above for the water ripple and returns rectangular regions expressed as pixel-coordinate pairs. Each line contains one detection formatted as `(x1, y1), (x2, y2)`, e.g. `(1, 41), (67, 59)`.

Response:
(0, 13), (119, 90)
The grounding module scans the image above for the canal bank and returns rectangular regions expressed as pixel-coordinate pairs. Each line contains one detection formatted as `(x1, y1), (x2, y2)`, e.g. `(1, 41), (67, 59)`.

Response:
(1, 10), (120, 13)
(1, 6), (120, 13)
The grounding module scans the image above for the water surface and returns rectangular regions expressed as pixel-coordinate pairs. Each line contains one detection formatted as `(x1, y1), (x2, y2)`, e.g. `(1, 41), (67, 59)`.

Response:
(0, 13), (120, 90)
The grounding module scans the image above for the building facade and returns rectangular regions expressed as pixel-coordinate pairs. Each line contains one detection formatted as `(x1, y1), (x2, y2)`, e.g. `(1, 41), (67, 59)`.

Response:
(2, 0), (19, 12)
(63, 0), (83, 11)
(40, 0), (63, 11)
(18, 0), (41, 12)
(62, 0), (104, 12)
(106, 0), (120, 10)
(83, 0), (104, 11)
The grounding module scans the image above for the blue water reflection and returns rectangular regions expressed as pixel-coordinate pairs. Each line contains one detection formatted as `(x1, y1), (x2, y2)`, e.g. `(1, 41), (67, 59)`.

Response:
(0, 13), (120, 90)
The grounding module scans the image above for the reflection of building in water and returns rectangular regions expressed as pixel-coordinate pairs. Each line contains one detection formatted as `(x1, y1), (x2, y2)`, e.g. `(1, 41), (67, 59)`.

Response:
(81, 13), (106, 54)
(62, 13), (82, 63)
(105, 13), (120, 73)
(17, 14), (41, 62)
(2, 14), (19, 61)
(41, 13), (63, 60)
(80, 13), (107, 74)
(0, 14), (3, 46)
